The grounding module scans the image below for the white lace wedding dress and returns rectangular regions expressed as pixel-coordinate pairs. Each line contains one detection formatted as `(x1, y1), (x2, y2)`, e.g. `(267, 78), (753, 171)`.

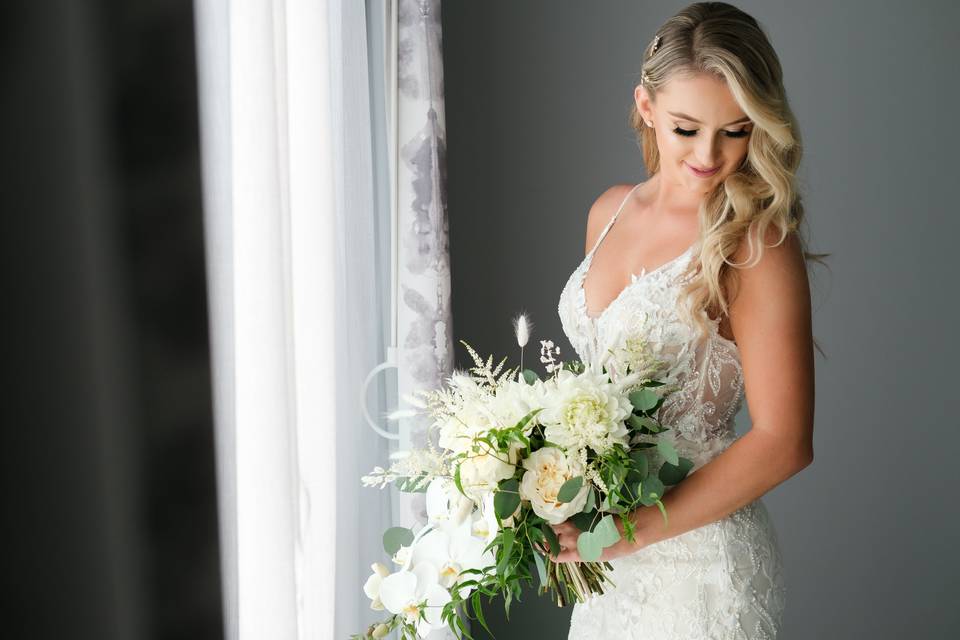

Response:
(556, 183), (787, 639)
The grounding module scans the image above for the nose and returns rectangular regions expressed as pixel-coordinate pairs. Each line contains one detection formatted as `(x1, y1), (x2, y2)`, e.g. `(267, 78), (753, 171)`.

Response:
(694, 135), (721, 169)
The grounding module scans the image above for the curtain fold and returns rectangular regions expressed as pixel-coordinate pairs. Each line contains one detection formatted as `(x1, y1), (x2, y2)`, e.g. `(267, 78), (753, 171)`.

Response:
(195, 0), (453, 636)
(195, 1), (392, 637)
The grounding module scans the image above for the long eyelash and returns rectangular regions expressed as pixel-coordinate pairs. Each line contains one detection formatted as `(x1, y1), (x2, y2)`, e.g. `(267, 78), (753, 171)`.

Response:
(672, 126), (751, 139)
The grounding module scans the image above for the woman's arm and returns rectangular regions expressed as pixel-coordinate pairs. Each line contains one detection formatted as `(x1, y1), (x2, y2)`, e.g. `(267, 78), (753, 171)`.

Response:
(552, 230), (815, 561)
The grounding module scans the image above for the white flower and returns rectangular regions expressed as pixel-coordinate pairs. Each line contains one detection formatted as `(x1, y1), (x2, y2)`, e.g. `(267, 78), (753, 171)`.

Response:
(379, 562), (452, 637)
(539, 368), (632, 455)
(411, 515), (495, 597)
(435, 377), (498, 455)
(488, 378), (547, 432)
(425, 477), (473, 526)
(392, 544), (412, 568)
(472, 490), (505, 543)
(362, 562), (391, 610)
(519, 447), (590, 525)
(457, 444), (518, 501)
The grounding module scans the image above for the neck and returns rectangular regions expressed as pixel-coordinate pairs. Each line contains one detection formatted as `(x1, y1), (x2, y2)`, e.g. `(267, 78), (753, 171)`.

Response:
(648, 169), (708, 214)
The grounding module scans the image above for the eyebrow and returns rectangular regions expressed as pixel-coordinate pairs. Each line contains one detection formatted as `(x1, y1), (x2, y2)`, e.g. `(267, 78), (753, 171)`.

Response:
(667, 111), (752, 127)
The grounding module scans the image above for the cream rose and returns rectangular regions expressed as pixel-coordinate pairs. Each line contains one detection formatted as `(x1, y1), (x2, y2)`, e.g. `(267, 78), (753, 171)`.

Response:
(519, 447), (589, 524)
(457, 441), (521, 501)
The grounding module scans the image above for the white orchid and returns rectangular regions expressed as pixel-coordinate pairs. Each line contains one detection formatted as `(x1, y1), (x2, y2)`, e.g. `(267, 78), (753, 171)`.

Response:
(519, 446), (590, 524)
(539, 368), (633, 456)
(391, 544), (413, 568)
(410, 512), (495, 598)
(425, 477), (473, 527)
(473, 490), (505, 543)
(362, 562), (391, 610)
(379, 562), (452, 637)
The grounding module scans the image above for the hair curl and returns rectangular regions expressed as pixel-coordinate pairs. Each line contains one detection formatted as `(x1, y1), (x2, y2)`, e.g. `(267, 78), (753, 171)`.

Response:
(628, 1), (829, 355)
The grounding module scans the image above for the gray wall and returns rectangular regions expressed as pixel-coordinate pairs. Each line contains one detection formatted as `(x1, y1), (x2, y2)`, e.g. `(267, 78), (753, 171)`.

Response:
(441, 1), (959, 637)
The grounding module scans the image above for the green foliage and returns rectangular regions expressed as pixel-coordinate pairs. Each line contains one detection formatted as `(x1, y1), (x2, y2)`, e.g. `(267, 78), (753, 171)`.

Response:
(637, 476), (665, 506)
(659, 456), (694, 485)
(494, 478), (521, 520)
(359, 340), (706, 639)
(532, 550), (548, 587)
(540, 523), (560, 555)
(382, 526), (414, 555)
(628, 388), (660, 412)
(628, 450), (649, 480)
(396, 471), (430, 493)
(556, 476), (584, 503)
(574, 514), (622, 562)
(657, 439), (679, 466)
(582, 487), (596, 513)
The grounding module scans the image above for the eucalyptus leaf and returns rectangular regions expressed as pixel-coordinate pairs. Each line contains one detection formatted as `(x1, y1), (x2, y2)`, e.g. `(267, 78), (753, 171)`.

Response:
(570, 511), (595, 532)
(629, 450), (649, 479)
(659, 456), (694, 485)
(629, 388), (659, 412)
(582, 487), (596, 513)
(577, 531), (602, 562)
(382, 526), (414, 555)
(592, 514), (622, 548)
(521, 369), (539, 385)
(657, 439), (680, 466)
(627, 414), (661, 433)
(639, 476), (665, 506)
(557, 476), (584, 503)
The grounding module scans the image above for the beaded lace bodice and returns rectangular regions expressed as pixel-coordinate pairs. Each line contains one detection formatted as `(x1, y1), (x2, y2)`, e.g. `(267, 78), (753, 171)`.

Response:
(556, 183), (787, 639)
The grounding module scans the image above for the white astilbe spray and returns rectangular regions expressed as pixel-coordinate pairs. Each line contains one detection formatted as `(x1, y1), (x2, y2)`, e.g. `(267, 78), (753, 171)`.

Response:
(361, 440), (449, 489)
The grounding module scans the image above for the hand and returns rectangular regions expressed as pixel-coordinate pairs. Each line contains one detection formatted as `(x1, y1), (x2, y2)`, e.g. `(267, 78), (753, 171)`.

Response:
(541, 514), (646, 563)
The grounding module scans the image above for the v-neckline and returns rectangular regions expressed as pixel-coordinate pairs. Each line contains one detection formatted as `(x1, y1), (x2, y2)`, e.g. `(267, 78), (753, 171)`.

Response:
(578, 242), (696, 322)
(578, 182), (698, 322)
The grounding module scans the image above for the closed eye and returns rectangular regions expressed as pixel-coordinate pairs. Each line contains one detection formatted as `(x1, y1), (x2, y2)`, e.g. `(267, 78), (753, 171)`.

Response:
(673, 126), (751, 139)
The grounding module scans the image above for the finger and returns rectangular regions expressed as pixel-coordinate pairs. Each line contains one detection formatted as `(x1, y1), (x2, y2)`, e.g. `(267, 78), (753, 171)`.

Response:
(555, 547), (580, 563)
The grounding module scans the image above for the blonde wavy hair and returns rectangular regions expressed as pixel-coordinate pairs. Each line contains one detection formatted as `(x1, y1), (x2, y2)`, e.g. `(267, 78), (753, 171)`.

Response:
(629, 1), (829, 355)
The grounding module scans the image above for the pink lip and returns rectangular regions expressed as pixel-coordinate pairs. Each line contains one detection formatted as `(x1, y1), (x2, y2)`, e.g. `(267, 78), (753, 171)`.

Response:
(685, 162), (720, 177)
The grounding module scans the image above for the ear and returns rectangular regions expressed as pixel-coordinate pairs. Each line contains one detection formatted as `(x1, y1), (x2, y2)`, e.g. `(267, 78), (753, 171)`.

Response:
(634, 84), (654, 125)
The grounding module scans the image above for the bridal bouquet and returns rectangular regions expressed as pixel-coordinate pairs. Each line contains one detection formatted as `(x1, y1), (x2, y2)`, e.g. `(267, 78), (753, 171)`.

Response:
(352, 315), (694, 640)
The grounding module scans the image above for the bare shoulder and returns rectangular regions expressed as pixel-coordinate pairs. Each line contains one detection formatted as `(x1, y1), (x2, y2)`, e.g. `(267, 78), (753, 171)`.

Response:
(726, 226), (811, 311)
(583, 183), (638, 256)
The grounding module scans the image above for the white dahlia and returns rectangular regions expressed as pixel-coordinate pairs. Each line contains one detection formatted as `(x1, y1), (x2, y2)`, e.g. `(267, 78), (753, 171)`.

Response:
(539, 368), (632, 455)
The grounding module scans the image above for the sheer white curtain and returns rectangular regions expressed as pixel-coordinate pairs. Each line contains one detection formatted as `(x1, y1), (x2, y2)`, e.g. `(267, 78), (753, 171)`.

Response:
(194, 0), (395, 637)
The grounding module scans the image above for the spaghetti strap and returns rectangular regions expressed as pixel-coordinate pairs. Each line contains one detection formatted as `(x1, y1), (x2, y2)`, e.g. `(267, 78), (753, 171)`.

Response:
(587, 182), (644, 256)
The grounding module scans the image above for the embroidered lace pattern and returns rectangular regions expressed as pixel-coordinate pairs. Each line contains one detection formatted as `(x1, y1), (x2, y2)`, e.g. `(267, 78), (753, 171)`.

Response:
(555, 184), (787, 638)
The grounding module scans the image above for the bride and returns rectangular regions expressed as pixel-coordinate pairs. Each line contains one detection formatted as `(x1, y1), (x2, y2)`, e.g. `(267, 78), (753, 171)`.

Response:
(552, 2), (818, 638)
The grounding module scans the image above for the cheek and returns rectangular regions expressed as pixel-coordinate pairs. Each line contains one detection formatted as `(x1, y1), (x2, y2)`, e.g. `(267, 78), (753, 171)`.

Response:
(656, 133), (687, 157)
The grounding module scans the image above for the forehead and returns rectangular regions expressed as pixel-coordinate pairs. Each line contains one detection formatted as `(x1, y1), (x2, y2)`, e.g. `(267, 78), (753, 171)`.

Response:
(656, 73), (747, 123)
